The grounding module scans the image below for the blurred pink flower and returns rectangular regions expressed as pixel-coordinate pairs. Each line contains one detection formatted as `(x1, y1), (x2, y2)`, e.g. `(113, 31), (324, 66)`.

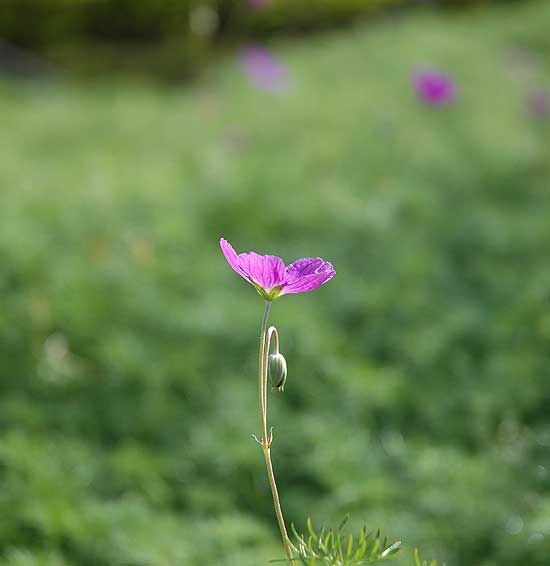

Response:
(527, 88), (550, 120)
(239, 46), (288, 92)
(413, 68), (456, 106)
(247, 0), (271, 8)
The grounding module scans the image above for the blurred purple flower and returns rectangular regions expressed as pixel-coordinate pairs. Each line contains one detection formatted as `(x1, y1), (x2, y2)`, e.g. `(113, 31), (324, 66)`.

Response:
(413, 68), (456, 106)
(239, 47), (288, 92)
(247, 0), (271, 8)
(220, 238), (335, 301)
(527, 88), (550, 120)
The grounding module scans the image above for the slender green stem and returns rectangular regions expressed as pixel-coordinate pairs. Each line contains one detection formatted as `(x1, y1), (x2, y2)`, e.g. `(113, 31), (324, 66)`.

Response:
(258, 301), (271, 443)
(263, 447), (294, 562)
(258, 301), (295, 564)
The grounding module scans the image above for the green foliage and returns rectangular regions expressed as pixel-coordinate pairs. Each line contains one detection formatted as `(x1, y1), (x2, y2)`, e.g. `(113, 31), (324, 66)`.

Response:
(0, 0), (399, 48)
(413, 549), (437, 566)
(1, 0), (550, 565)
(284, 517), (401, 565)
(0, 0), (525, 78)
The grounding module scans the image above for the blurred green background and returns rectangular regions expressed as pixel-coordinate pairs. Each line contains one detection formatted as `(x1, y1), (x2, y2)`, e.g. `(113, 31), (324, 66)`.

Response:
(1, 0), (550, 565)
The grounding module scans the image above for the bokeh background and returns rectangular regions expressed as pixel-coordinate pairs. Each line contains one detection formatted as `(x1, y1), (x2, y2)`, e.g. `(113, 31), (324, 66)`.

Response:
(1, 1), (550, 565)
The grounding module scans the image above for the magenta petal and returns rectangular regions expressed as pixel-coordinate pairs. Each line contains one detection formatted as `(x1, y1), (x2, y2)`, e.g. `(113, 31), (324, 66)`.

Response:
(281, 258), (335, 295)
(285, 258), (327, 280)
(220, 238), (248, 279)
(238, 252), (286, 292)
(281, 271), (335, 295)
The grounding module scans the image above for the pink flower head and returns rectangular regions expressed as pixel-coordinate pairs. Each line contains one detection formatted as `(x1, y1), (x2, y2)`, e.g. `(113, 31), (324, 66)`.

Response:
(220, 238), (335, 301)
(527, 88), (550, 120)
(247, 0), (271, 8)
(413, 68), (456, 106)
(239, 46), (288, 92)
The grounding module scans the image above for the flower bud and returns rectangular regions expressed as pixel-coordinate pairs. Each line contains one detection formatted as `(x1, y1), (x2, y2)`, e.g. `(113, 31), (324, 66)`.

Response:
(268, 352), (287, 391)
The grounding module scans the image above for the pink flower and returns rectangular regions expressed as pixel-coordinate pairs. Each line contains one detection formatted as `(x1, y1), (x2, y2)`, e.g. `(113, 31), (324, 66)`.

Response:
(413, 68), (457, 106)
(239, 47), (288, 92)
(220, 238), (335, 301)
(247, 0), (271, 8)
(527, 88), (550, 120)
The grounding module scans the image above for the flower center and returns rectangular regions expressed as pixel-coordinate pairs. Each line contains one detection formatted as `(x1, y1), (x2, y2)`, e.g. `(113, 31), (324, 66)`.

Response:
(252, 282), (283, 301)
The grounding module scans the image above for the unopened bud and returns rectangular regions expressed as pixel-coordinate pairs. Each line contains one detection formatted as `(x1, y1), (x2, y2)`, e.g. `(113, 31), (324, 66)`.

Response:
(268, 352), (287, 391)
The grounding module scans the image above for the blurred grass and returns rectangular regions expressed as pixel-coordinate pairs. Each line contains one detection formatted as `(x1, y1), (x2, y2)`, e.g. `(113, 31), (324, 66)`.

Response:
(1, 1), (550, 565)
